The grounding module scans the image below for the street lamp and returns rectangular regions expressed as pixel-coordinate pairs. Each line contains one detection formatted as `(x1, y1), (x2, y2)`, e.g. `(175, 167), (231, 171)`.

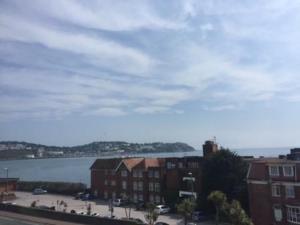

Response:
(4, 168), (8, 193)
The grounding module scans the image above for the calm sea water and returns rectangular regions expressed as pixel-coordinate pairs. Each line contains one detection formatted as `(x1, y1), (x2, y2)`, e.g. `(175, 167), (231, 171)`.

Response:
(0, 147), (291, 187)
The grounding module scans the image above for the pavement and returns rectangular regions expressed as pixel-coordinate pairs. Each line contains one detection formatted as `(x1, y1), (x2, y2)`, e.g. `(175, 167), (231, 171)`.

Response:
(3, 191), (216, 225)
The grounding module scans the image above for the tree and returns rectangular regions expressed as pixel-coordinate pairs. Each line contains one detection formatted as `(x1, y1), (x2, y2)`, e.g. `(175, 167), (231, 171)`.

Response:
(203, 149), (249, 211)
(144, 203), (159, 225)
(208, 191), (253, 225)
(176, 198), (196, 225)
(87, 203), (92, 215)
(208, 191), (227, 225)
(226, 200), (253, 225)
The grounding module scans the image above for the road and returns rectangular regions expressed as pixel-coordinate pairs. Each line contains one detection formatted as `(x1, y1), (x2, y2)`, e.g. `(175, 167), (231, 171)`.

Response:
(5, 191), (215, 225)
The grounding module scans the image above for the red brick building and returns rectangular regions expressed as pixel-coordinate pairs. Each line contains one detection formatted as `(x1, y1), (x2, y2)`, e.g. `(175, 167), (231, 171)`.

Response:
(90, 140), (218, 204)
(247, 158), (300, 225)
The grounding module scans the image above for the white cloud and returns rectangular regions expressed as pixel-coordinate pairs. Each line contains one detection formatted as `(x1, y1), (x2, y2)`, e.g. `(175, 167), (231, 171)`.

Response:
(1, 0), (300, 122)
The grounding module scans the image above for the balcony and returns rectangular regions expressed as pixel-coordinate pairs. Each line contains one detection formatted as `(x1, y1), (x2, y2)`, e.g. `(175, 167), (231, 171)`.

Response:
(179, 191), (197, 199)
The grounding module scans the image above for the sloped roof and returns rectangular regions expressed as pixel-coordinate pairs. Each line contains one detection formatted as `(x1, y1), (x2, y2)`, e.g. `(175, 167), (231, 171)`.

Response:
(144, 158), (164, 168)
(90, 158), (122, 170)
(119, 158), (144, 171)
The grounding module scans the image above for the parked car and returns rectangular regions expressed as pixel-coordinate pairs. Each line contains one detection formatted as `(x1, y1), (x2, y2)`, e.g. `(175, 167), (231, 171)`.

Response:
(91, 212), (100, 216)
(112, 198), (125, 206)
(74, 192), (85, 200)
(135, 201), (145, 210)
(192, 211), (208, 222)
(32, 188), (47, 195)
(81, 193), (95, 201)
(154, 205), (171, 214)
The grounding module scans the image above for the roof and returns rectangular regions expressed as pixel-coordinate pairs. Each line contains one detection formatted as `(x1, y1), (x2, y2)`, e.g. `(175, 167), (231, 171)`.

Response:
(144, 158), (164, 169)
(90, 158), (122, 170)
(121, 158), (144, 171)
(251, 158), (297, 164)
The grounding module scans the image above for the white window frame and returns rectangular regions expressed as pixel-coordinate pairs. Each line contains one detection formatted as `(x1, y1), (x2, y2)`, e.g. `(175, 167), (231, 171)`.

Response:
(272, 184), (281, 197)
(104, 191), (108, 199)
(273, 205), (282, 222)
(269, 165), (280, 176)
(283, 165), (294, 177)
(287, 206), (300, 224)
(154, 183), (160, 192)
(286, 185), (295, 198)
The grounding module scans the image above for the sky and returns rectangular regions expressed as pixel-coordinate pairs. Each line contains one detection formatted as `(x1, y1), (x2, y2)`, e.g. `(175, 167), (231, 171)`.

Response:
(1, 0), (300, 149)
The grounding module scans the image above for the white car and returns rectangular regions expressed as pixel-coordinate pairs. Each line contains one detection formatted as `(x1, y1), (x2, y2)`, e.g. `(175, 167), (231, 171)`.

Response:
(32, 188), (47, 195)
(112, 198), (124, 206)
(155, 205), (171, 214)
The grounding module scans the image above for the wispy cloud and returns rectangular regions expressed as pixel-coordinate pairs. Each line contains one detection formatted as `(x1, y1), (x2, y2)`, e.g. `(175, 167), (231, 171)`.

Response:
(1, 0), (300, 121)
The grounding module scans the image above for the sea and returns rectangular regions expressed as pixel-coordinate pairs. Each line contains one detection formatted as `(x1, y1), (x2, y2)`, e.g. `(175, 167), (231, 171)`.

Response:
(0, 147), (291, 187)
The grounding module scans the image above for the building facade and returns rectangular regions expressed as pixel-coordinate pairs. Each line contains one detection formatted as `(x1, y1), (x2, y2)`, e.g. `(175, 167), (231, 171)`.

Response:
(247, 158), (300, 225)
(90, 140), (218, 204)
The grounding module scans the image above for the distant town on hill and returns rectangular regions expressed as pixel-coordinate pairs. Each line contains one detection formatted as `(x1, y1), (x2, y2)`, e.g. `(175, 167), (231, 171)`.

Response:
(0, 141), (195, 160)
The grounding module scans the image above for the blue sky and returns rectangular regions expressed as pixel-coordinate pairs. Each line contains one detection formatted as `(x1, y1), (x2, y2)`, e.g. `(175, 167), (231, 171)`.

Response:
(1, 0), (300, 149)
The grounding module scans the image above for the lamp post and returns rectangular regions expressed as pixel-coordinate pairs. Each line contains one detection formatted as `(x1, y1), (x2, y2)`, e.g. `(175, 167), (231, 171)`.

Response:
(4, 168), (8, 193)
(188, 172), (194, 199)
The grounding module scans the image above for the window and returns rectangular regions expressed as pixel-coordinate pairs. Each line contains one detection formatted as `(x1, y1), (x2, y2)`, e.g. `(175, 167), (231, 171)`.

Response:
(149, 182), (154, 191)
(286, 186), (295, 198)
(178, 162), (183, 168)
(287, 206), (300, 223)
(269, 165), (280, 176)
(133, 170), (138, 177)
(149, 194), (154, 202)
(138, 181), (143, 191)
(112, 192), (116, 199)
(104, 179), (108, 185)
(138, 194), (143, 201)
(138, 170), (143, 178)
(133, 193), (138, 203)
(154, 171), (160, 178)
(111, 170), (116, 175)
(273, 205), (282, 222)
(283, 165), (294, 177)
(111, 180), (116, 186)
(121, 170), (128, 177)
(104, 191), (108, 199)
(148, 170), (153, 178)
(133, 181), (137, 191)
(188, 162), (199, 168)
(122, 181), (127, 190)
(272, 185), (281, 197)
(154, 183), (160, 192)
(167, 162), (175, 169)
(155, 195), (160, 203)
